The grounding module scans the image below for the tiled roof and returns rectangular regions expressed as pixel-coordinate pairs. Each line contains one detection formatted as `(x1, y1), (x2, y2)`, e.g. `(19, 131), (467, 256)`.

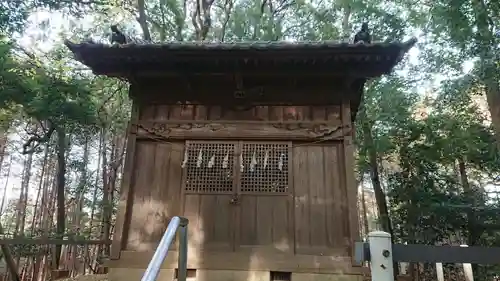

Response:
(65, 39), (417, 51)
(64, 38), (417, 78)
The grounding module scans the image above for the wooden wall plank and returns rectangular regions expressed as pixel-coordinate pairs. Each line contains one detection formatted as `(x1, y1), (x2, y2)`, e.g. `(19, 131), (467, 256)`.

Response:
(165, 142), (183, 249)
(272, 197), (292, 251)
(139, 104), (157, 120)
(308, 146), (326, 248)
(293, 144), (349, 256)
(322, 146), (343, 248)
(124, 140), (184, 251)
(236, 196), (292, 253)
(183, 194), (233, 252)
(155, 105), (170, 120)
(125, 141), (156, 251)
(238, 196), (257, 247)
(294, 146), (310, 254)
(141, 105), (341, 122)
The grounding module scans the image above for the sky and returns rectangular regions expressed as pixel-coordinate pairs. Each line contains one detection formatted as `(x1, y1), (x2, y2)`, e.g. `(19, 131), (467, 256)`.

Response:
(0, 9), (486, 213)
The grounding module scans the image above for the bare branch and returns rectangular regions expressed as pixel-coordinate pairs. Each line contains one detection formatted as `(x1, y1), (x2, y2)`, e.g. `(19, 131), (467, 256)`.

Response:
(22, 124), (55, 155)
(97, 83), (127, 126)
(136, 0), (152, 40)
(179, 0), (187, 40)
(192, 0), (202, 39)
(192, 0), (216, 40)
(220, 0), (234, 42)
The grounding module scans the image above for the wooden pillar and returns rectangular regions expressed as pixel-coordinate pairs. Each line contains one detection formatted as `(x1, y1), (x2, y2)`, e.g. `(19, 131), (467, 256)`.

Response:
(341, 100), (360, 255)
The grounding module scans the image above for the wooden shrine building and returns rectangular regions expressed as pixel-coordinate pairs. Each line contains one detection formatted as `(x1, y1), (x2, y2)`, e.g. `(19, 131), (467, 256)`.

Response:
(65, 39), (416, 281)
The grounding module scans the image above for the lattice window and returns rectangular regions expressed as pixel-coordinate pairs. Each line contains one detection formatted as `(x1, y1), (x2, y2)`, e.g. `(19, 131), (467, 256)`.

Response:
(183, 142), (235, 193)
(240, 143), (289, 193)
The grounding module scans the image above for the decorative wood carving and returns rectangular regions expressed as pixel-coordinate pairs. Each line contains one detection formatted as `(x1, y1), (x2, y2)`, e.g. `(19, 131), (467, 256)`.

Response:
(134, 120), (351, 141)
(270, 122), (347, 137)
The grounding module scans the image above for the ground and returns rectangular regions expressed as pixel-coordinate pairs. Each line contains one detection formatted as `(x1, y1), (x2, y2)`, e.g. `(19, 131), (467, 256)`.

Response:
(58, 274), (108, 281)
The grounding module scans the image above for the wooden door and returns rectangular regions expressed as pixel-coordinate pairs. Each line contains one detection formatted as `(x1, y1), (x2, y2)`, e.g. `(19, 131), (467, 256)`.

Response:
(181, 141), (237, 252)
(235, 142), (294, 254)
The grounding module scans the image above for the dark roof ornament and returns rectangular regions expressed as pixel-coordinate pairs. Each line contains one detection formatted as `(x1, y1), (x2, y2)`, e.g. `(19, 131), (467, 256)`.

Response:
(110, 25), (127, 45)
(353, 22), (371, 44)
(110, 24), (151, 46)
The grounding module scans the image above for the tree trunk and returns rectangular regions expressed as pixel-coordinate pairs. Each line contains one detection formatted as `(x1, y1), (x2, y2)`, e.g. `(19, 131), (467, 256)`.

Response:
(77, 137), (89, 227)
(41, 145), (55, 233)
(101, 128), (110, 257)
(470, 0), (500, 147)
(0, 121), (10, 175)
(361, 180), (370, 238)
(362, 119), (399, 276)
(457, 158), (480, 245)
(13, 151), (32, 274)
(39, 147), (56, 280)
(55, 127), (67, 269)
(362, 121), (393, 234)
(341, 0), (351, 41)
(30, 143), (48, 281)
(15, 152), (33, 236)
(0, 157), (12, 215)
(484, 79), (500, 146)
(458, 157), (481, 276)
(31, 143), (50, 233)
(88, 130), (103, 270)
(68, 136), (89, 275)
(137, 0), (152, 40)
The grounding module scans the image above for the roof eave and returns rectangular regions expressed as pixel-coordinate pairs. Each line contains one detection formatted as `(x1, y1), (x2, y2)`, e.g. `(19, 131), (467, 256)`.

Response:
(64, 38), (418, 79)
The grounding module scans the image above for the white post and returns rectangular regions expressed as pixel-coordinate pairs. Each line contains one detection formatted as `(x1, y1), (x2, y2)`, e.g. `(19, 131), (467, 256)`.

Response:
(368, 231), (395, 281)
(435, 263), (444, 281)
(399, 262), (408, 275)
(460, 245), (474, 281)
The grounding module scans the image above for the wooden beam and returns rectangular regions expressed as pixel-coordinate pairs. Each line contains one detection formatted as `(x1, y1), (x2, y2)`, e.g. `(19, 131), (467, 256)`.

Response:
(134, 120), (350, 141)
(121, 68), (393, 78)
(85, 57), (399, 79)
(106, 250), (366, 274)
(392, 243), (500, 264)
(0, 238), (111, 245)
(355, 242), (500, 265)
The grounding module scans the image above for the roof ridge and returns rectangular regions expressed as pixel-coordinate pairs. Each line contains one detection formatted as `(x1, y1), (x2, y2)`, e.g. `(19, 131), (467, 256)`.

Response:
(64, 37), (418, 49)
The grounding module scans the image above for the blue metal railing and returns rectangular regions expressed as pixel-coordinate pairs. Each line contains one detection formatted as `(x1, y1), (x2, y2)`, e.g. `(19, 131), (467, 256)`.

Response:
(141, 216), (189, 281)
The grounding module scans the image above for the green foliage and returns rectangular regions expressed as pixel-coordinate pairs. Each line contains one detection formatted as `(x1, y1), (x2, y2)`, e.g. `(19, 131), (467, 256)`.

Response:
(0, 44), (99, 140)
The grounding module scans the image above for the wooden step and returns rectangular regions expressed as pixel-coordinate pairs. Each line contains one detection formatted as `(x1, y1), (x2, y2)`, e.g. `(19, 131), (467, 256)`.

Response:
(363, 275), (411, 281)
(52, 269), (70, 280)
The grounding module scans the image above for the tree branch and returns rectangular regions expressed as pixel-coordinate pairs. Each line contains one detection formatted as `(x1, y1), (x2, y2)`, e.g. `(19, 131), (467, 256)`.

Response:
(136, 0), (152, 40)
(220, 0), (234, 42)
(22, 124), (55, 155)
